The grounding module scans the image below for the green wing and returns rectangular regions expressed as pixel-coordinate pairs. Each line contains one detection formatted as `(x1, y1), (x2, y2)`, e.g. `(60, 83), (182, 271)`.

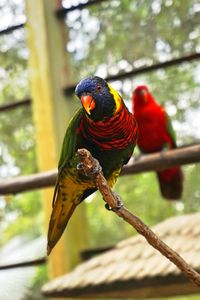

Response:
(52, 108), (83, 206)
(58, 108), (83, 170)
(165, 112), (177, 147)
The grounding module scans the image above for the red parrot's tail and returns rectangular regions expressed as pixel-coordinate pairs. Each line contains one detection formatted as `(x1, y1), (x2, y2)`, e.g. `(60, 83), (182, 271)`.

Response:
(156, 167), (183, 200)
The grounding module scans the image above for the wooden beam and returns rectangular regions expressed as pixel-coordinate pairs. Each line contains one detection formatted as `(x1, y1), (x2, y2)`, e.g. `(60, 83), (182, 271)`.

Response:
(25, 0), (88, 279)
(0, 144), (200, 195)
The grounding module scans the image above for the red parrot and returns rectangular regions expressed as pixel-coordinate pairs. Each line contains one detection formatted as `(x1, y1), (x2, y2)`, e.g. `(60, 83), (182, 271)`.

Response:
(132, 85), (183, 200)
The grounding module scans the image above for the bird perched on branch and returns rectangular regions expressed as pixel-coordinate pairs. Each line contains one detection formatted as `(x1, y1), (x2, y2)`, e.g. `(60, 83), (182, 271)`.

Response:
(47, 76), (138, 254)
(132, 85), (183, 200)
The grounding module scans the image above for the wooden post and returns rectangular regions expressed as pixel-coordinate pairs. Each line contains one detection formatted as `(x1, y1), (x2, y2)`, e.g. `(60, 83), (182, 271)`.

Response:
(25, 0), (88, 278)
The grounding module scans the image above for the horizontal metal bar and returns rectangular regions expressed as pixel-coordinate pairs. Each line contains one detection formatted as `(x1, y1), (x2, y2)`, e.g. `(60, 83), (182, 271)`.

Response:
(0, 257), (46, 270)
(0, 23), (25, 36)
(55, 0), (111, 19)
(0, 144), (200, 195)
(0, 98), (31, 113)
(0, 0), (110, 36)
(1, 52), (200, 112)
(64, 52), (200, 95)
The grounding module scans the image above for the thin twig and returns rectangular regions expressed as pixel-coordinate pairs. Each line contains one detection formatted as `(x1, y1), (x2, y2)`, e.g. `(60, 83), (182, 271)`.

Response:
(77, 148), (200, 287)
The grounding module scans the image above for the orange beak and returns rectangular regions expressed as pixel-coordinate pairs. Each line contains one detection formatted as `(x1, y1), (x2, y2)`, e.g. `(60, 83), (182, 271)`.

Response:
(81, 95), (96, 115)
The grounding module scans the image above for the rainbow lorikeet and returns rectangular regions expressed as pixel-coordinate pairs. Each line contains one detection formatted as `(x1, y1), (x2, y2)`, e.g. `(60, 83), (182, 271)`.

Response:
(47, 76), (138, 254)
(132, 85), (183, 200)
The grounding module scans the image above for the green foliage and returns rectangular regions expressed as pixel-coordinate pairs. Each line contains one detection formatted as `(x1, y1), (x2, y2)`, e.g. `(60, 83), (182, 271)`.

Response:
(67, 0), (200, 76)
(183, 164), (200, 212)
(0, 106), (37, 176)
(0, 191), (43, 246)
(0, 43), (29, 104)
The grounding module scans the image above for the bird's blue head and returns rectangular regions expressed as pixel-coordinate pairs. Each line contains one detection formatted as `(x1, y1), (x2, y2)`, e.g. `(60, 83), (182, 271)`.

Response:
(75, 76), (124, 121)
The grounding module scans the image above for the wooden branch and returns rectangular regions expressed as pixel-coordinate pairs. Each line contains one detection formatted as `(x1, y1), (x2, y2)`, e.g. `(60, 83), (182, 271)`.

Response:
(0, 144), (200, 195)
(121, 144), (200, 175)
(77, 148), (200, 287)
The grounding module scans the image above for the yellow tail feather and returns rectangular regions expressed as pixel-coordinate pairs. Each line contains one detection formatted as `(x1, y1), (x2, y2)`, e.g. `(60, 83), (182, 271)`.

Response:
(47, 190), (77, 255)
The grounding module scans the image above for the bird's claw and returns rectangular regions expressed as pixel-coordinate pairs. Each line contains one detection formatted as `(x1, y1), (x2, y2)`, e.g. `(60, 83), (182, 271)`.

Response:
(105, 193), (123, 212)
(90, 158), (102, 175)
(77, 159), (102, 177)
(77, 162), (84, 171)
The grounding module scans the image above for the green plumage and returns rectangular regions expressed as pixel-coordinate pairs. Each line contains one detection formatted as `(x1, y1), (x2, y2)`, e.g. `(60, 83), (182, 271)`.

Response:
(165, 112), (177, 148)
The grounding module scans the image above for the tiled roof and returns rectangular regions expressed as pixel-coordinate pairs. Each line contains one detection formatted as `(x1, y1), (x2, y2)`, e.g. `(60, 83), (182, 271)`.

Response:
(42, 213), (200, 298)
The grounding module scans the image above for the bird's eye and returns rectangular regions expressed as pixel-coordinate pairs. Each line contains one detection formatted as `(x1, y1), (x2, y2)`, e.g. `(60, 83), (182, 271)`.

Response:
(96, 85), (102, 92)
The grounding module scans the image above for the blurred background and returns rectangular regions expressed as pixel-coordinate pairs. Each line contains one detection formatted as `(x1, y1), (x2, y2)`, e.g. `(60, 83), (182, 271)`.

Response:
(0, 0), (200, 299)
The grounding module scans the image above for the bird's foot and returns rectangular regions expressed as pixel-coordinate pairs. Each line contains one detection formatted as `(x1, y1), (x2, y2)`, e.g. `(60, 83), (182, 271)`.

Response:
(77, 162), (84, 171)
(77, 158), (102, 177)
(105, 193), (123, 212)
(90, 158), (102, 175)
